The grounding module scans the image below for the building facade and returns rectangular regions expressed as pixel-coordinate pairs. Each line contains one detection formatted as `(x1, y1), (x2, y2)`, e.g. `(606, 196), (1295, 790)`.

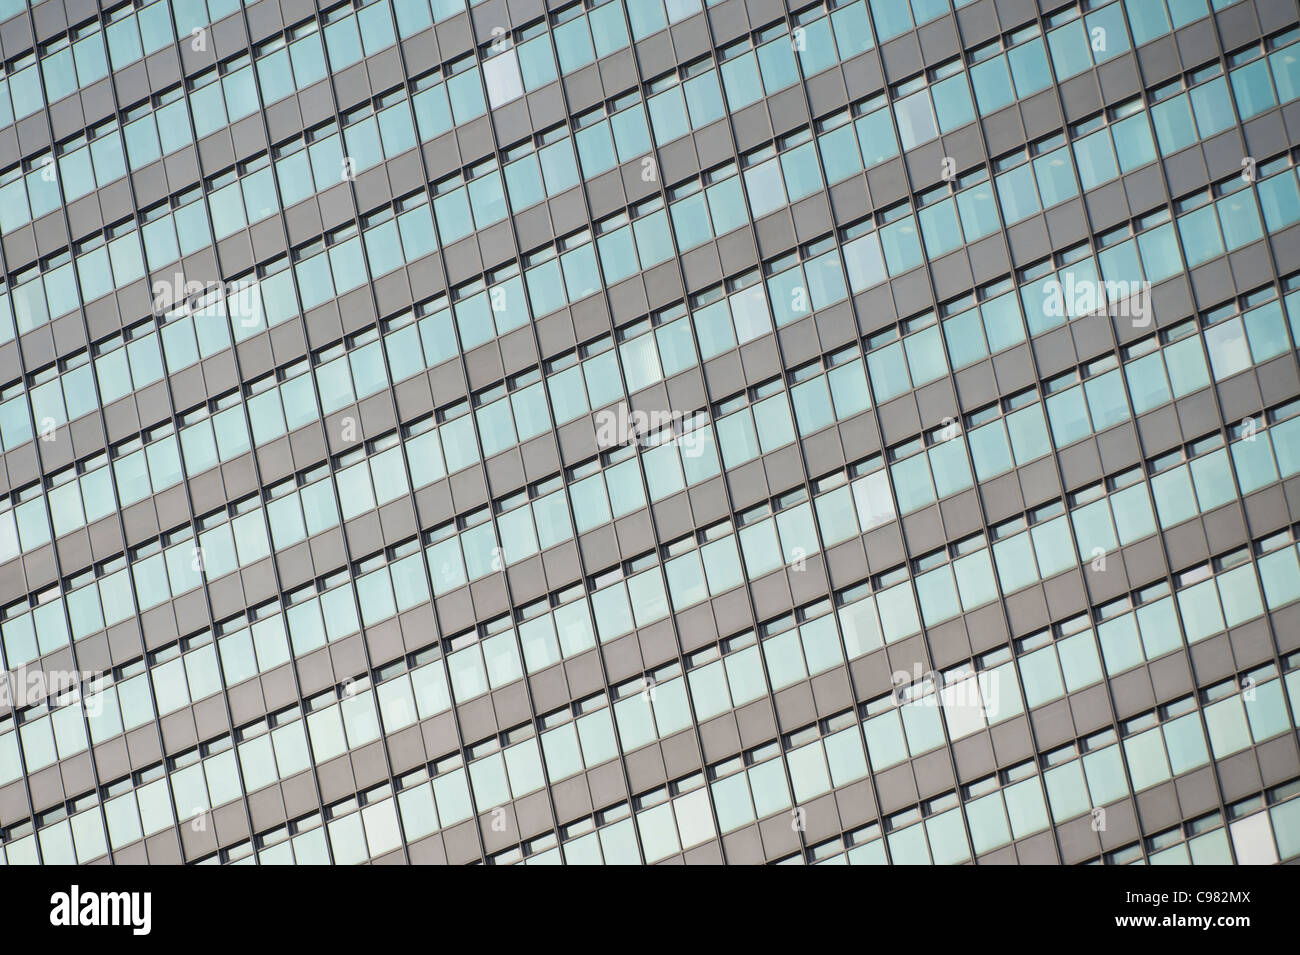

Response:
(1, 0), (1300, 865)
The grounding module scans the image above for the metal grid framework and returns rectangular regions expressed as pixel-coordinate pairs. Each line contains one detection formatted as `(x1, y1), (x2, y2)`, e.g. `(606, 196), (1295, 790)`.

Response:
(0, 0), (1299, 865)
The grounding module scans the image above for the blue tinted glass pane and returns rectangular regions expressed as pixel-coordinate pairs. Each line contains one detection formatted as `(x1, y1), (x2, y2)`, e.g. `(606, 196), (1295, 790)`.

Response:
(932, 74), (975, 130)
(1189, 77), (1235, 138)
(1231, 59), (1276, 119)
(971, 57), (1015, 112)
(1112, 113), (1156, 171)
(576, 122), (617, 177)
(1216, 191), (1263, 249)
(721, 51), (763, 111)
(1008, 39), (1051, 95)
(870, 0), (912, 40)
(818, 124), (862, 184)
(683, 70), (725, 127)
(996, 165), (1038, 224)
(744, 159), (787, 217)
(1125, 0), (1171, 44)
(1033, 148), (1078, 206)
(843, 233), (886, 291)
(796, 18), (837, 76)
(1152, 95), (1197, 154)
(919, 198), (962, 258)
(1136, 223), (1183, 282)
(780, 142), (822, 202)
(1073, 129), (1119, 189)
(831, 2), (874, 59)
(880, 218), (922, 274)
(894, 90), (938, 149)
(855, 108), (898, 166)
(1048, 21), (1091, 79)
(1178, 205), (1224, 267)
(554, 18), (595, 72)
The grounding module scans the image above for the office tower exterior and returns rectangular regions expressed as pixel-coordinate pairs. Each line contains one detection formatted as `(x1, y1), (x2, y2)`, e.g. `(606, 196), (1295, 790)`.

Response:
(0, 0), (1299, 867)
